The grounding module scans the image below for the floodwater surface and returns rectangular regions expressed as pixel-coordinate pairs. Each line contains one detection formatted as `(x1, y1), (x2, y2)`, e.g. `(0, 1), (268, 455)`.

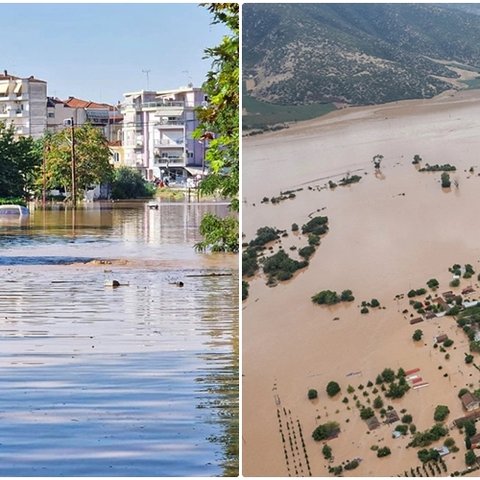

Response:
(0, 201), (238, 476)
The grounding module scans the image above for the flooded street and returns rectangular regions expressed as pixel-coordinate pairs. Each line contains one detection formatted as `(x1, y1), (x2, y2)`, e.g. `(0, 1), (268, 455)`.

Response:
(0, 201), (238, 476)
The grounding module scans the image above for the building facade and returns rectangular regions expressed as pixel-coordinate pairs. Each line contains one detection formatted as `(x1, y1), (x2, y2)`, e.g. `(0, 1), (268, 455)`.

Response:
(120, 86), (206, 182)
(0, 70), (47, 139)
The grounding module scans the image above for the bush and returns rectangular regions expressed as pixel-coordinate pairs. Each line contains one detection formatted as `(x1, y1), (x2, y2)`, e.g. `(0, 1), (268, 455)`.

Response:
(111, 167), (156, 199)
(291, 223), (299, 232)
(450, 278), (460, 288)
(408, 289), (417, 298)
(444, 437), (456, 448)
(340, 289), (355, 302)
(361, 306), (369, 314)
(344, 459), (359, 470)
(465, 354), (474, 364)
(360, 407), (375, 420)
(308, 389), (318, 400)
(402, 414), (413, 424)
(377, 446), (391, 458)
(370, 298), (380, 308)
(322, 444), (332, 460)
(427, 278), (439, 289)
(434, 405), (450, 422)
(444, 338), (454, 347)
(326, 381), (341, 397)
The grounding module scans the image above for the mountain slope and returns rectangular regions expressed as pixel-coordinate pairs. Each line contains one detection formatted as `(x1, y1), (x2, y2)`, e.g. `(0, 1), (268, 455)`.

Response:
(243, 4), (480, 107)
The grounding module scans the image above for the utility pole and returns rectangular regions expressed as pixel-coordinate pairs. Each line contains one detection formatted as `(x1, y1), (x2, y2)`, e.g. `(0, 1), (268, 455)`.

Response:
(142, 69), (151, 90)
(70, 118), (76, 207)
(42, 142), (47, 207)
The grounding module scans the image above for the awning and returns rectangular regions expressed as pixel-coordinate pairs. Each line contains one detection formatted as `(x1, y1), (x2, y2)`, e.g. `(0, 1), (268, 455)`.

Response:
(0, 83), (9, 95)
(185, 166), (207, 177)
(13, 82), (22, 94)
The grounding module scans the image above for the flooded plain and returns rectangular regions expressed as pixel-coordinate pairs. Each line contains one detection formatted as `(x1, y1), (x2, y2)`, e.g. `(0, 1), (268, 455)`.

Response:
(243, 90), (480, 476)
(0, 201), (238, 476)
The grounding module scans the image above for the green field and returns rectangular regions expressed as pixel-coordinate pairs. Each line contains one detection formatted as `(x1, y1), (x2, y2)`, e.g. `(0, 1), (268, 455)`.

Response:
(243, 94), (336, 130)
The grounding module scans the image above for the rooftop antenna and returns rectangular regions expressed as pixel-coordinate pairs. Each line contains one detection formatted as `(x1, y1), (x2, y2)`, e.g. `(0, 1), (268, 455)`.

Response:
(142, 69), (151, 90)
(182, 70), (193, 87)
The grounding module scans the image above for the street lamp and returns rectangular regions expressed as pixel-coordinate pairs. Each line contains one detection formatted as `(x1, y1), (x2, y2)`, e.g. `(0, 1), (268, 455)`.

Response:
(63, 117), (76, 207)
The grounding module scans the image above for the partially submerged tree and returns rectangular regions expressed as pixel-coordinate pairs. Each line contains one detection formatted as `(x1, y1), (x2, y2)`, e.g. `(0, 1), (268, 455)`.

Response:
(194, 3), (239, 253)
(373, 154), (384, 170)
(0, 121), (41, 199)
(40, 123), (113, 200)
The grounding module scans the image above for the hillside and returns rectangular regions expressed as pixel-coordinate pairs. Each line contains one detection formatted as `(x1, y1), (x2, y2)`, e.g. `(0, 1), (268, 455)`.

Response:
(243, 3), (480, 115)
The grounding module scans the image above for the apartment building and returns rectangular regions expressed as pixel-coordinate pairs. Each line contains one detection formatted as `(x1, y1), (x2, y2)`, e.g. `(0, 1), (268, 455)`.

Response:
(47, 96), (122, 141)
(0, 70), (47, 139)
(120, 86), (206, 182)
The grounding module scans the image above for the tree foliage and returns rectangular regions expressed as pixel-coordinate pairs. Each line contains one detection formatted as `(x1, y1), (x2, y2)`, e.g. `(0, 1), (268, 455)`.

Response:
(111, 166), (155, 199)
(0, 122), (41, 198)
(194, 3), (239, 252)
(326, 381), (341, 397)
(40, 123), (113, 198)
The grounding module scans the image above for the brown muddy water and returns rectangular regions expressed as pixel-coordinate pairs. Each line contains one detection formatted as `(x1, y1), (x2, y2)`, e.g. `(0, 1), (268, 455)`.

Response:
(243, 90), (480, 477)
(0, 201), (238, 476)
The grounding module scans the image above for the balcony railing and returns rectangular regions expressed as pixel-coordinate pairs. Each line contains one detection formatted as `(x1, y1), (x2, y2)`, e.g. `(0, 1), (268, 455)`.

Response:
(154, 140), (184, 147)
(142, 101), (184, 109)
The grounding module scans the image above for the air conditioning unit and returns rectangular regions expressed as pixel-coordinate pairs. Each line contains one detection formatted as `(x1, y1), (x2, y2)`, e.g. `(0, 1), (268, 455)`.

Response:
(63, 118), (73, 127)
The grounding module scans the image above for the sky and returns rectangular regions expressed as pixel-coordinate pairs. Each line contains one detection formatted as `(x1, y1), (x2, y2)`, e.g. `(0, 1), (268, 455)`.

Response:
(1, 3), (228, 104)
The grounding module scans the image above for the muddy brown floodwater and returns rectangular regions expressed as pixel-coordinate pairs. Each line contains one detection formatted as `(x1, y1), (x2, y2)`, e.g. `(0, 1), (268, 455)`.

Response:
(0, 200), (238, 476)
(243, 90), (480, 477)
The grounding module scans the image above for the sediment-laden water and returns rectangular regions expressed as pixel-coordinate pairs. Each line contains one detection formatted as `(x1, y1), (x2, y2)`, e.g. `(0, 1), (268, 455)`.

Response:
(0, 201), (238, 476)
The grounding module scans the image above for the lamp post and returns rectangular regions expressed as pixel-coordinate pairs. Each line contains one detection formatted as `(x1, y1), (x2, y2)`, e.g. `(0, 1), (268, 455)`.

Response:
(63, 117), (76, 207)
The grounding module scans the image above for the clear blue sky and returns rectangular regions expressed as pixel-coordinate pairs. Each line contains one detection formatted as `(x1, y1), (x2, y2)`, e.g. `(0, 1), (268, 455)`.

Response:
(1, 3), (227, 104)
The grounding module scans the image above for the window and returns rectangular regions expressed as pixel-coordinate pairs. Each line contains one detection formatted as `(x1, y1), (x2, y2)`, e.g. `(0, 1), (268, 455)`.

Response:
(48, 112), (54, 118)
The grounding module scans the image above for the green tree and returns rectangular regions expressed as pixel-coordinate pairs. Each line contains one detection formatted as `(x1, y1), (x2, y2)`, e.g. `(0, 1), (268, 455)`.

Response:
(373, 396), (384, 409)
(312, 421), (340, 441)
(0, 121), (41, 198)
(41, 123), (113, 200)
(197, 213), (239, 253)
(465, 450), (477, 466)
(441, 173), (451, 188)
(194, 3), (239, 252)
(111, 166), (155, 199)
(434, 405), (450, 422)
(308, 389), (318, 400)
(413, 329), (423, 341)
(326, 381), (341, 397)
(322, 444), (332, 460)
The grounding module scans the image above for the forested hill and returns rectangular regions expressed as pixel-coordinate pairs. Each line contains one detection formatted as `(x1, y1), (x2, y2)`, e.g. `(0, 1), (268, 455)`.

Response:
(243, 3), (480, 107)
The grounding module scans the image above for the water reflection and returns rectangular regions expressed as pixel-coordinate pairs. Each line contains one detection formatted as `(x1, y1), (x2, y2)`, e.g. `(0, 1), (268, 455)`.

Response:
(0, 201), (238, 476)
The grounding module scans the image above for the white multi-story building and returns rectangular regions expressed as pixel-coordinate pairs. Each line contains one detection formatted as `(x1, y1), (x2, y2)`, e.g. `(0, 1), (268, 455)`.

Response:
(0, 70), (47, 139)
(121, 86), (207, 182)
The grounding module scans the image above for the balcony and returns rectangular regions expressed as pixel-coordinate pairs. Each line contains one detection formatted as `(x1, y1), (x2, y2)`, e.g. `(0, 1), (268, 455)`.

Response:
(142, 101), (184, 108)
(154, 155), (185, 166)
(154, 119), (185, 128)
(154, 139), (184, 148)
